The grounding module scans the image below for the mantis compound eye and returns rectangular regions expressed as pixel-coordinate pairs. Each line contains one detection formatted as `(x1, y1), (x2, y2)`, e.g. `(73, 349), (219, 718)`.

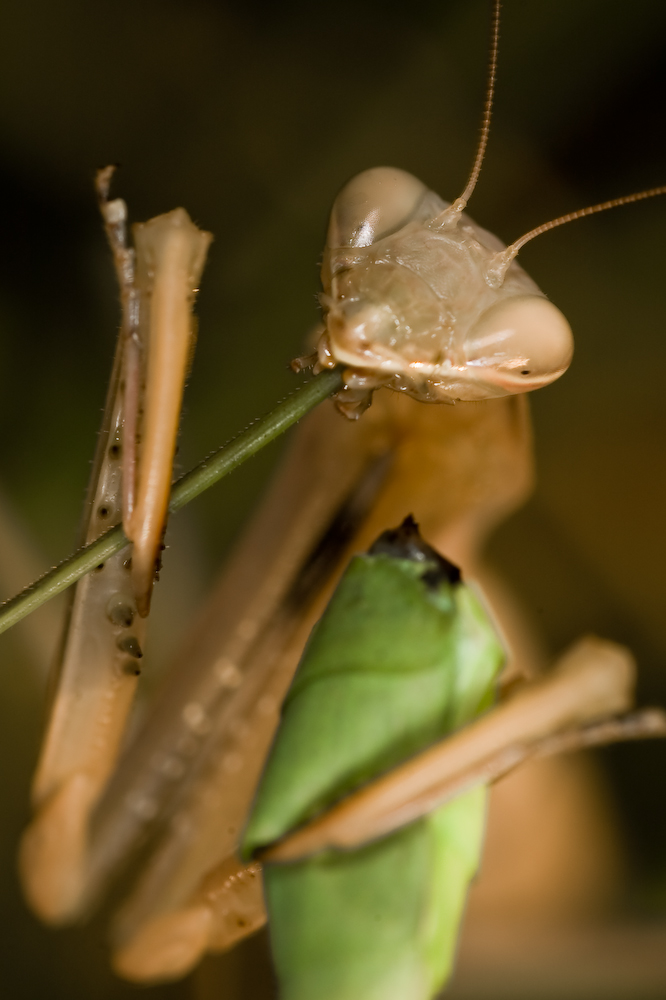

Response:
(464, 295), (573, 391)
(327, 167), (433, 249)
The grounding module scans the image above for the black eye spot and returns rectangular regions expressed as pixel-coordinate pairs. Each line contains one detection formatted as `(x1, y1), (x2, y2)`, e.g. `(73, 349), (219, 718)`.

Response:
(107, 602), (135, 628)
(122, 659), (141, 677)
(94, 563), (105, 572)
(521, 369), (531, 375)
(97, 504), (112, 520)
(117, 635), (143, 658)
(109, 443), (121, 459)
(123, 557), (132, 571)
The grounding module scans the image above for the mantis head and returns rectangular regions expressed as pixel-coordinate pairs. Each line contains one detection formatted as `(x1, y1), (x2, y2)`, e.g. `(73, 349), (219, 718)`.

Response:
(318, 166), (573, 411)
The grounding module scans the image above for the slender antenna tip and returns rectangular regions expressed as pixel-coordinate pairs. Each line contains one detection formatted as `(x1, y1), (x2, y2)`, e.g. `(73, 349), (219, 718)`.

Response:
(433, 0), (501, 229)
(457, 0), (501, 208)
(498, 183), (666, 273)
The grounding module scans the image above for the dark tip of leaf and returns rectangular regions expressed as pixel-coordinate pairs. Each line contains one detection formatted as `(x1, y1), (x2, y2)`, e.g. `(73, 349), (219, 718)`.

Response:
(368, 515), (461, 587)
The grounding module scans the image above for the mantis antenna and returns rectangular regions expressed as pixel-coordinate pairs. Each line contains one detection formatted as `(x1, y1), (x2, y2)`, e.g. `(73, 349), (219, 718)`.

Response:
(437, 0), (666, 287)
(487, 182), (666, 284)
(438, 0), (501, 224)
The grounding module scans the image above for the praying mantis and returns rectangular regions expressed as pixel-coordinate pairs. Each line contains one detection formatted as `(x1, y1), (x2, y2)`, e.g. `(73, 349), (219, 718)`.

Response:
(1, 1), (664, 1000)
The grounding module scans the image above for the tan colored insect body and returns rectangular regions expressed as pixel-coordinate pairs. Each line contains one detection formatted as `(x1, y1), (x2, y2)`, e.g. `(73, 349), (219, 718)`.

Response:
(108, 389), (534, 981)
(16, 0), (665, 987)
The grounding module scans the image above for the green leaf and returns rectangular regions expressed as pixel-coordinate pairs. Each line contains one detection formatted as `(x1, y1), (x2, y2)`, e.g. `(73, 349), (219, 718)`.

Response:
(244, 518), (504, 1000)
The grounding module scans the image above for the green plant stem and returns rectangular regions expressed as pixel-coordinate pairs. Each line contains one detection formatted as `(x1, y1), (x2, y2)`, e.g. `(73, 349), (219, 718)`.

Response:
(0, 367), (343, 639)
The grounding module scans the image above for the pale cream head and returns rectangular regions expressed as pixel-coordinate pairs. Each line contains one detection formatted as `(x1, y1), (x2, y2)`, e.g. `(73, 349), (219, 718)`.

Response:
(317, 167), (573, 412)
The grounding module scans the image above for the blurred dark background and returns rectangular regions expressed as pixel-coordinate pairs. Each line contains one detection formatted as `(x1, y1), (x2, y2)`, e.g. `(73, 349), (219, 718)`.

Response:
(0, 0), (665, 996)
